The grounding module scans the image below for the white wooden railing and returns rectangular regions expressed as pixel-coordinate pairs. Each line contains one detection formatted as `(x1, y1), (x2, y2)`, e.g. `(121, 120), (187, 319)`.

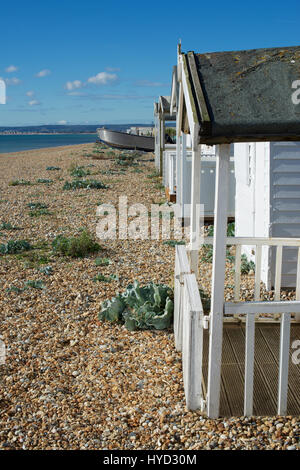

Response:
(204, 236), (300, 416)
(175, 239), (300, 417)
(174, 245), (205, 410)
(204, 236), (300, 316)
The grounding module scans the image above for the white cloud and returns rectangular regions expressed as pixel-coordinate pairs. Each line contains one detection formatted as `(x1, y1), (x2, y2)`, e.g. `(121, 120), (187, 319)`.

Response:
(5, 65), (18, 73)
(87, 71), (117, 85)
(36, 69), (51, 78)
(26, 90), (35, 97)
(57, 120), (67, 125)
(65, 80), (83, 91)
(28, 100), (40, 106)
(5, 77), (21, 86)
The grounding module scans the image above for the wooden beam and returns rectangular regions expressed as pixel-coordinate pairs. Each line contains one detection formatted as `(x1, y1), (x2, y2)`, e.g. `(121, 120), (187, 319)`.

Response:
(189, 129), (201, 274)
(207, 144), (230, 418)
(225, 300), (300, 314)
(278, 313), (291, 415)
(244, 314), (255, 416)
(182, 273), (204, 410)
(187, 52), (211, 135)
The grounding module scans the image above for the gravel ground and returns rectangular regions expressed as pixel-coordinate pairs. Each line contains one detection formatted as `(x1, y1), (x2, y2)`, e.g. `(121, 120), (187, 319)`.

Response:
(0, 143), (299, 450)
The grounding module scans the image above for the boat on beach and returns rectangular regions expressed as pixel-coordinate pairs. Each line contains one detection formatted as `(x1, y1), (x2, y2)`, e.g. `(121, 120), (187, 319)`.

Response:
(97, 127), (155, 152)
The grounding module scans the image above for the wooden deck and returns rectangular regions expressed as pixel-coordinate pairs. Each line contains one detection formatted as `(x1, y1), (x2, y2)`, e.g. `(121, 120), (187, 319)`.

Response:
(202, 323), (300, 417)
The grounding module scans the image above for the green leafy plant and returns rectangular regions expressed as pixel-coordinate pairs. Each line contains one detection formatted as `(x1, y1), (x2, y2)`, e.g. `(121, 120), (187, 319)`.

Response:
(0, 240), (32, 254)
(37, 178), (53, 184)
(95, 257), (111, 266)
(99, 281), (173, 331)
(0, 222), (19, 231)
(147, 171), (160, 179)
(46, 166), (61, 170)
(27, 202), (48, 210)
(25, 280), (45, 289)
(206, 222), (235, 237)
(63, 179), (108, 190)
(69, 165), (91, 178)
(52, 230), (100, 258)
(199, 288), (211, 314)
(240, 254), (256, 274)
(9, 179), (32, 186)
(27, 202), (51, 217)
(93, 273), (118, 283)
(163, 240), (185, 247)
(29, 208), (52, 217)
(39, 266), (53, 276)
(6, 286), (26, 294)
(16, 250), (50, 267)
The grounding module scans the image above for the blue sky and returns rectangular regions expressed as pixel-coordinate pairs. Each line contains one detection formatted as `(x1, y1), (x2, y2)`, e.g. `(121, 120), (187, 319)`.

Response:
(0, 0), (299, 126)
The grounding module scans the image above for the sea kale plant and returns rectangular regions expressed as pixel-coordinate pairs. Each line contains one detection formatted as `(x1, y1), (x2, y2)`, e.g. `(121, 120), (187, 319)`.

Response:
(99, 281), (174, 331)
(63, 179), (108, 190)
(0, 240), (32, 254)
(52, 230), (100, 258)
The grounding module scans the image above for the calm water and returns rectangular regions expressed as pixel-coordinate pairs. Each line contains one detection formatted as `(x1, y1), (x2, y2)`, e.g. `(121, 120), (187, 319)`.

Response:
(0, 134), (97, 153)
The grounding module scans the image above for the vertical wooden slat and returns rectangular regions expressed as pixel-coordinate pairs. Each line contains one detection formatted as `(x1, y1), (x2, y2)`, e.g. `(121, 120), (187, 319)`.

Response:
(295, 247), (300, 322)
(234, 244), (241, 301)
(274, 245), (283, 301)
(207, 144), (230, 419)
(173, 247), (181, 351)
(159, 116), (164, 176)
(255, 245), (262, 301)
(189, 143), (201, 274)
(174, 245), (191, 351)
(244, 314), (255, 416)
(278, 312), (291, 415)
(181, 133), (187, 218)
(175, 82), (183, 214)
(182, 274), (203, 410)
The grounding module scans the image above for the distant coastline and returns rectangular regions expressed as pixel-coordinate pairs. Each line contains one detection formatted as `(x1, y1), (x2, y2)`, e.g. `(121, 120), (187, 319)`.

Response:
(0, 132), (97, 135)
(0, 133), (98, 154)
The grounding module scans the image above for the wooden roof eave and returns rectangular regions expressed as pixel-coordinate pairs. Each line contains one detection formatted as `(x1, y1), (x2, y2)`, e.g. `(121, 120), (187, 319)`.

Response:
(181, 53), (200, 137)
(186, 52), (211, 140)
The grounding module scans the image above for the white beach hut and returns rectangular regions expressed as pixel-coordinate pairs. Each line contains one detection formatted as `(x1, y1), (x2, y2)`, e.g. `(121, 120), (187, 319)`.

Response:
(235, 141), (300, 289)
(172, 44), (300, 419)
(168, 68), (236, 220)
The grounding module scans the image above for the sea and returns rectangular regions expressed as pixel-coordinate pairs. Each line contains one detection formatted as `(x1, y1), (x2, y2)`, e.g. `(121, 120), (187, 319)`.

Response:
(0, 133), (98, 154)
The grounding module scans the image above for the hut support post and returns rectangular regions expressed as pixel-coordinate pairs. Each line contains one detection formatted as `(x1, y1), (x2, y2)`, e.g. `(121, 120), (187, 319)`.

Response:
(189, 130), (201, 275)
(176, 83), (184, 217)
(159, 114), (165, 176)
(181, 132), (187, 219)
(207, 143), (230, 418)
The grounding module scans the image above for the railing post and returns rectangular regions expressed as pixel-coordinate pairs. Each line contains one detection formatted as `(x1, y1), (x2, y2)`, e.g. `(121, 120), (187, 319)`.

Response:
(174, 246), (191, 351)
(207, 143), (230, 418)
(189, 140), (201, 275)
(278, 312), (291, 415)
(244, 314), (255, 416)
(295, 247), (300, 322)
(234, 244), (241, 301)
(182, 274), (203, 410)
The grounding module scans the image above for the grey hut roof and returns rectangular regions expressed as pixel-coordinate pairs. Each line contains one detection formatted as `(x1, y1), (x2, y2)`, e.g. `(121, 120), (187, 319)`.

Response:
(159, 95), (176, 121)
(183, 46), (300, 144)
(170, 66), (178, 114)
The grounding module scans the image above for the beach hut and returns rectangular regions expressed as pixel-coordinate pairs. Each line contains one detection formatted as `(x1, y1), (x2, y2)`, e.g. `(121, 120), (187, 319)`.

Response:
(235, 141), (300, 289)
(153, 94), (176, 177)
(173, 44), (300, 418)
(168, 68), (236, 220)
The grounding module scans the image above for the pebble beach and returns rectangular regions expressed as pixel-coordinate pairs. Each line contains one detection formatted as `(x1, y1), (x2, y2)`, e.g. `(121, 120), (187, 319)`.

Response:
(0, 143), (299, 450)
